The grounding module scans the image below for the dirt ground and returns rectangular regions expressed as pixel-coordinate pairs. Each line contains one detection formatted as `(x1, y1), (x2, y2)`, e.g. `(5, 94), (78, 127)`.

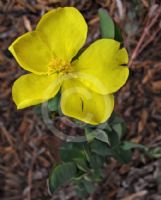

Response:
(0, 0), (161, 200)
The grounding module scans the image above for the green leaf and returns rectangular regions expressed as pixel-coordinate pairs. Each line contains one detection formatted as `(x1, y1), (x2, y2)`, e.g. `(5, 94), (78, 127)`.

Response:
(85, 129), (96, 142)
(114, 23), (123, 43)
(75, 179), (95, 198)
(98, 8), (115, 39)
(76, 182), (89, 198)
(60, 142), (86, 162)
(89, 155), (105, 169)
(113, 147), (132, 164)
(147, 148), (161, 159)
(107, 131), (120, 147)
(90, 140), (112, 157)
(91, 169), (103, 182)
(73, 169), (85, 181)
(74, 158), (88, 172)
(112, 123), (124, 139)
(108, 112), (126, 139)
(83, 180), (95, 194)
(109, 112), (125, 125)
(103, 123), (112, 132)
(95, 129), (110, 144)
(85, 128), (110, 144)
(121, 141), (147, 151)
(49, 162), (77, 193)
(47, 93), (60, 112)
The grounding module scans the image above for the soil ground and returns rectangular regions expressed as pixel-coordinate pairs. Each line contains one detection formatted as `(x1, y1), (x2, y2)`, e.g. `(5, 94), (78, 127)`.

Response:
(0, 0), (161, 200)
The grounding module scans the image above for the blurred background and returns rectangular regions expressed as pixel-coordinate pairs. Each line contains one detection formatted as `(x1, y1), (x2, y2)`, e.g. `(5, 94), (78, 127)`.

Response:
(0, 0), (161, 199)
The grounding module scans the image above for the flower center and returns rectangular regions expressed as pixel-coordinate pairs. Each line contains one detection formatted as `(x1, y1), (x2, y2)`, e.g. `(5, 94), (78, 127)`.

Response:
(48, 58), (72, 75)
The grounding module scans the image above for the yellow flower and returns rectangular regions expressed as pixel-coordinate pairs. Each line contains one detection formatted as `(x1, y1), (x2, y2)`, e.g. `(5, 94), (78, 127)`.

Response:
(9, 7), (129, 125)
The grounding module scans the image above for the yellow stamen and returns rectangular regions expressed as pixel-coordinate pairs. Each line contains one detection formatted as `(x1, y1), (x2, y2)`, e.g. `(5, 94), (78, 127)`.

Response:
(48, 58), (72, 75)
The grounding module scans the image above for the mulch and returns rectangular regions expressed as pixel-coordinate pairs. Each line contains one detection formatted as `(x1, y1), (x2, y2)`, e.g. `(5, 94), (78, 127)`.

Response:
(0, 0), (161, 200)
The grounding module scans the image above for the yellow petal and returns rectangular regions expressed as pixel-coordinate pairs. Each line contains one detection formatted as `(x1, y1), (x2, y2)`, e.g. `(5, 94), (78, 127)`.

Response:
(9, 31), (52, 74)
(60, 78), (114, 125)
(36, 7), (87, 62)
(12, 73), (61, 109)
(73, 39), (129, 95)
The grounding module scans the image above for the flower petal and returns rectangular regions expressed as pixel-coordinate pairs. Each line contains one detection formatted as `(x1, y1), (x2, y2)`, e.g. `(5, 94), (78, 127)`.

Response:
(36, 7), (87, 62)
(12, 73), (61, 109)
(73, 39), (129, 95)
(60, 78), (114, 125)
(9, 31), (52, 74)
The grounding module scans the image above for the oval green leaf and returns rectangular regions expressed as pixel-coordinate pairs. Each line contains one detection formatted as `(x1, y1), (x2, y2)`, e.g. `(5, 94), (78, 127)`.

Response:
(49, 162), (77, 193)
(98, 8), (115, 39)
